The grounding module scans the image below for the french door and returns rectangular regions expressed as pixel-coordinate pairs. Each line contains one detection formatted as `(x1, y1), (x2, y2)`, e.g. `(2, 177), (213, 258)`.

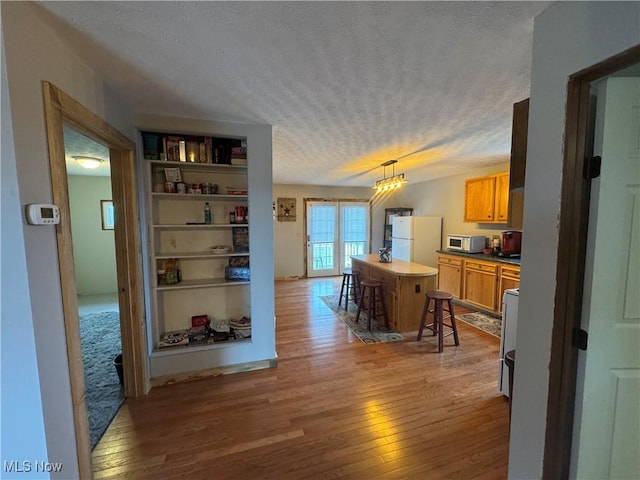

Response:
(306, 201), (369, 277)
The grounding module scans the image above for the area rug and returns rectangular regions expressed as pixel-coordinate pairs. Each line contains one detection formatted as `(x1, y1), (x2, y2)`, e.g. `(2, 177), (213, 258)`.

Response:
(319, 295), (404, 344)
(79, 311), (125, 449)
(456, 312), (502, 338)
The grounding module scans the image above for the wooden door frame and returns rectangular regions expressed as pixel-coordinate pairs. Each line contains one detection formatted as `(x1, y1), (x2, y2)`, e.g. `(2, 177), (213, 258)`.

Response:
(543, 44), (640, 478)
(42, 82), (149, 477)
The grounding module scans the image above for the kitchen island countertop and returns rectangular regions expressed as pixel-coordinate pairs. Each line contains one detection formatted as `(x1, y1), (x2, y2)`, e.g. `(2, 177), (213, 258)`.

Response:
(351, 254), (439, 276)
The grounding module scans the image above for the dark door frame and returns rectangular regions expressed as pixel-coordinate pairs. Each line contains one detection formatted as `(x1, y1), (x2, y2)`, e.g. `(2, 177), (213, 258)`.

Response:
(543, 44), (640, 478)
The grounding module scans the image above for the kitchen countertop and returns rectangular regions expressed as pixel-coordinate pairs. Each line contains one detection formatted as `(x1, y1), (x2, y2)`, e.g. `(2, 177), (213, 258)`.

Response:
(351, 254), (439, 276)
(437, 250), (521, 266)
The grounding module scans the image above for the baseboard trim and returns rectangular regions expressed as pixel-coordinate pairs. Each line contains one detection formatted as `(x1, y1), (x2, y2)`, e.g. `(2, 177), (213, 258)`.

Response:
(150, 357), (278, 388)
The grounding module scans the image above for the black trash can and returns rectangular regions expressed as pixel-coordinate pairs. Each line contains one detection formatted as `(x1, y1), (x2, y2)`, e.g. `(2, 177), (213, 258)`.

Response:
(505, 350), (516, 421)
(113, 353), (124, 386)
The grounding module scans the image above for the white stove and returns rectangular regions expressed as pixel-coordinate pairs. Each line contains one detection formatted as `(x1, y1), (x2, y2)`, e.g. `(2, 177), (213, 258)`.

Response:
(499, 288), (519, 397)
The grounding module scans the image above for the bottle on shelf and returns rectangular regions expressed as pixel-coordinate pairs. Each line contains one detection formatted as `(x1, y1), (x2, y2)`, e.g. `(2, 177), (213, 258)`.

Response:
(204, 202), (212, 224)
(229, 210), (235, 224)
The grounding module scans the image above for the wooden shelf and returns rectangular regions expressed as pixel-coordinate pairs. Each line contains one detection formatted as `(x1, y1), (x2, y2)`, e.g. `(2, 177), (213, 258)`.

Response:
(151, 337), (251, 356)
(152, 193), (248, 201)
(154, 251), (249, 260)
(153, 223), (248, 230)
(156, 278), (249, 291)
(149, 159), (247, 173)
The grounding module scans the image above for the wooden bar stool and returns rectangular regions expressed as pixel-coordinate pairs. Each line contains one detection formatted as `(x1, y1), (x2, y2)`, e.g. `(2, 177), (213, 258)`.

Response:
(338, 270), (361, 310)
(417, 290), (460, 353)
(355, 280), (390, 331)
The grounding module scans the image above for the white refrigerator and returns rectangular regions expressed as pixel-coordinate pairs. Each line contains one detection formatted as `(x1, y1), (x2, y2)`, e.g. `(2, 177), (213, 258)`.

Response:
(391, 216), (443, 268)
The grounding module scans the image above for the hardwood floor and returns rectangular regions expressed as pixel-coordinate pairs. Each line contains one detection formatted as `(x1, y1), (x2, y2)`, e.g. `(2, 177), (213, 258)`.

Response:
(92, 277), (509, 479)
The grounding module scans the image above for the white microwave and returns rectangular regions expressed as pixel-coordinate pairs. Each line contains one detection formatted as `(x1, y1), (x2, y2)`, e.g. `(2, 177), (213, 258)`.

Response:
(447, 234), (486, 253)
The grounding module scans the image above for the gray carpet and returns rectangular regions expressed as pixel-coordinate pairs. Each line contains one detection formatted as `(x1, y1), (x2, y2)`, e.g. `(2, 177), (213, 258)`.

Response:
(79, 311), (124, 449)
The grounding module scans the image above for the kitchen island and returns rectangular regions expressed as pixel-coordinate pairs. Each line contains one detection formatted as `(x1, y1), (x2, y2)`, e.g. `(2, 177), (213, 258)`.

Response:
(351, 254), (438, 333)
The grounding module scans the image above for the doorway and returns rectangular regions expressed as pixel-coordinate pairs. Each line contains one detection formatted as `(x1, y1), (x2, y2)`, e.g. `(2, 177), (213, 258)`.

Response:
(544, 46), (640, 478)
(42, 82), (148, 478)
(64, 125), (124, 449)
(305, 200), (370, 277)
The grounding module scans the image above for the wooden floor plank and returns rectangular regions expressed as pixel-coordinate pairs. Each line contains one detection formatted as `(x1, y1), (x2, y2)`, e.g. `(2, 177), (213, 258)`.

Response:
(92, 276), (509, 479)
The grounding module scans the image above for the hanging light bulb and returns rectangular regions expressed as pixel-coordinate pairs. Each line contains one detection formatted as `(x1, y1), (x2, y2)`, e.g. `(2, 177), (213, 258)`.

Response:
(373, 160), (407, 194)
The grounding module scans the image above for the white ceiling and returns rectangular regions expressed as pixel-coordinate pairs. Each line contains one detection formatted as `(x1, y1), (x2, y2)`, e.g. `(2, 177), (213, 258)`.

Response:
(39, 1), (550, 185)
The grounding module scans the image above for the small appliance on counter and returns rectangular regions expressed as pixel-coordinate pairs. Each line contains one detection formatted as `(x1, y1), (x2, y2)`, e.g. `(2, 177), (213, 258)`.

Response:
(446, 234), (486, 253)
(498, 230), (522, 257)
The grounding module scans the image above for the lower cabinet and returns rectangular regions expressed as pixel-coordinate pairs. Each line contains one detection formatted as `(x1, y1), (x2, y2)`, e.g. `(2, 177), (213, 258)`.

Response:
(437, 254), (520, 315)
(437, 255), (463, 298)
(463, 260), (498, 311)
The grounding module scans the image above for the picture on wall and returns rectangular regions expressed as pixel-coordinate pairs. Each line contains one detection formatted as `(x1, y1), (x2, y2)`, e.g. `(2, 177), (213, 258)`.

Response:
(277, 197), (296, 222)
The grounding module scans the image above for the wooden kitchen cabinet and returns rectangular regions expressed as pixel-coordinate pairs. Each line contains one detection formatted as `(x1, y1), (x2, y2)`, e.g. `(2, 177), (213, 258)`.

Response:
(497, 264), (520, 314)
(464, 176), (496, 222)
(437, 254), (463, 298)
(464, 172), (510, 224)
(463, 259), (498, 311)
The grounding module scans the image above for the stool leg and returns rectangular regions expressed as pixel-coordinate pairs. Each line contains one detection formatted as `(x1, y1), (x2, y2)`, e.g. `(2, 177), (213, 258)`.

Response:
(378, 288), (390, 328)
(367, 287), (375, 331)
(448, 298), (460, 346)
(417, 296), (430, 341)
(338, 274), (347, 307)
(351, 275), (360, 308)
(432, 299), (442, 353)
(343, 275), (351, 311)
(355, 286), (366, 324)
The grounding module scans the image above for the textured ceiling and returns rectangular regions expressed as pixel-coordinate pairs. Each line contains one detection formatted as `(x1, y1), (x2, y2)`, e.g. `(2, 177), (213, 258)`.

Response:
(38, 1), (550, 185)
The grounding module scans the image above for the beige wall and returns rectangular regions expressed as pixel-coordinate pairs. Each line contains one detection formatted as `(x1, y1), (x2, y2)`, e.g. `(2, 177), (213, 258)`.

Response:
(68, 175), (118, 295)
(273, 184), (372, 278)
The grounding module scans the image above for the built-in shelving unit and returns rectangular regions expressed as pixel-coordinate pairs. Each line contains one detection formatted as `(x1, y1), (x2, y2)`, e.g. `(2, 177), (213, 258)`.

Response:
(136, 116), (275, 381)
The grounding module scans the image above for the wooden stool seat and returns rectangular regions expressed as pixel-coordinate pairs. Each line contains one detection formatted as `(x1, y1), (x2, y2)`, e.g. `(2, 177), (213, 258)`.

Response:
(355, 280), (390, 331)
(417, 289), (460, 352)
(338, 270), (361, 311)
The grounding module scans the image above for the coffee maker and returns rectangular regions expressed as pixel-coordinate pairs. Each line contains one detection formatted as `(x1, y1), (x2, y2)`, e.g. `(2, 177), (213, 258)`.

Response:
(500, 230), (522, 257)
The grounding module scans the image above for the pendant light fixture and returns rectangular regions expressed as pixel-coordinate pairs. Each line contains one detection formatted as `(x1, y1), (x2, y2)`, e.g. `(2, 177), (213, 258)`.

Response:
(72, 155), (104, 169)
(373, 160), (407, 194)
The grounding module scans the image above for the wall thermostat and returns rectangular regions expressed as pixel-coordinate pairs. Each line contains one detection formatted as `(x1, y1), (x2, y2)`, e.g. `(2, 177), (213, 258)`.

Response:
(26, 204), (60, 225)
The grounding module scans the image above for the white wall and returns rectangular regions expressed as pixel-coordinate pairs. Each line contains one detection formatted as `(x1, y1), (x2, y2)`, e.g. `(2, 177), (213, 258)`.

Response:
(509, 2), (640, 478)
(1, 30), (50, 479)
(1, 2), (134, 476)
(379, 162), (511, 249)
(68, 176), (118, 295)
(273, 184), (372, 278)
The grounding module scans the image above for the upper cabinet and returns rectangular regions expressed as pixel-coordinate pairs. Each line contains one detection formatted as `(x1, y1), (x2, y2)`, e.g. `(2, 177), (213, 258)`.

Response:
(509, 98), (529, 190)
(508, 98), (529, 228)
(464, 172), (510, 223)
